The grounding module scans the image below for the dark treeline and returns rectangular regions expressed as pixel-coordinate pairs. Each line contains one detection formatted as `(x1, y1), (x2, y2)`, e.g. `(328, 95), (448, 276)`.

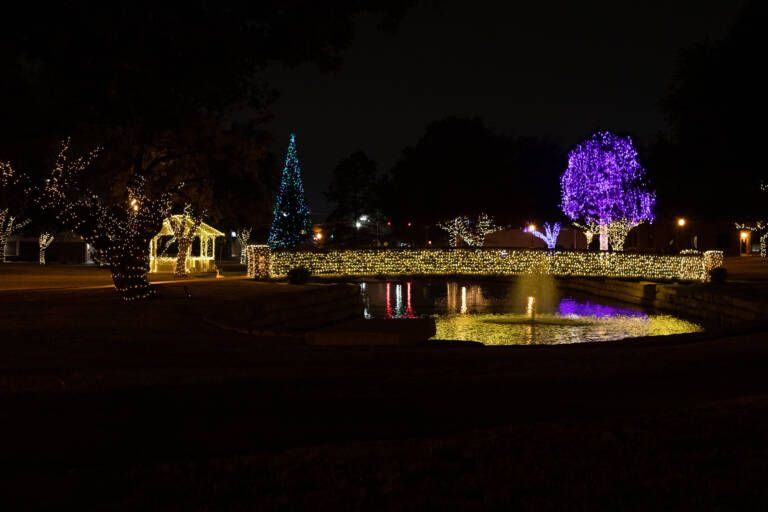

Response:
(327, 0), (765, 238)
(324, 118), (565, 244)
(386, 117), (564, 227)
(0, 1), (413, 238)
(651, 0), (764, 219)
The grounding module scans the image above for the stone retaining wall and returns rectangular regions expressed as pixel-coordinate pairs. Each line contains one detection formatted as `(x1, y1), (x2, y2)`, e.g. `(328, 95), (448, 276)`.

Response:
(247, 246), (723, 283)
(206, 283), (362, 334)
(560, 278), (768, 326)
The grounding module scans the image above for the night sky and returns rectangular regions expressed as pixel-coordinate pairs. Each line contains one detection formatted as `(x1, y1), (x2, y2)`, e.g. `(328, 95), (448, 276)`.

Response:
(266, 0), (744, 216)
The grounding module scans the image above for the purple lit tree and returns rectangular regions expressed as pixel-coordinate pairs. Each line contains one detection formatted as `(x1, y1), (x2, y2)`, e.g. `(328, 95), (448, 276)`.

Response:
(560, 131), (655, 250)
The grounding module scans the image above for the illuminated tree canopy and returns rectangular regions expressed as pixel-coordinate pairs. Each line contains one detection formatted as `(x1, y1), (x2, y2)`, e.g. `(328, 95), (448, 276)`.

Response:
(561, 131), (655, 249)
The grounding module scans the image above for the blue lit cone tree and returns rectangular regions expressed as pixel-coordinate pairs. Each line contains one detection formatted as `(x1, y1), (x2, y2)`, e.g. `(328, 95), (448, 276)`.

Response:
(268, 134), (312, 249)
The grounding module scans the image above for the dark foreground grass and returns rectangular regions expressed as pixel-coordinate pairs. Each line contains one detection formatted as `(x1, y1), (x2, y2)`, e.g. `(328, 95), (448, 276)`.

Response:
(2, 280), (768, 509)
(5, 395), (768, 510)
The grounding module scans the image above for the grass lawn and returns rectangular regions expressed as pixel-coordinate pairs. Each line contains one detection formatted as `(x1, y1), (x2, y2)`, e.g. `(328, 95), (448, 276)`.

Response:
(2, 264), (768, 508)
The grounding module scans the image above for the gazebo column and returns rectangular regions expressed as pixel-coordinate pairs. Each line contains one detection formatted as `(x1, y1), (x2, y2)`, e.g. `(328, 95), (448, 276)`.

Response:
(210, 235), (215, 269)
(149, 237), (156, 273)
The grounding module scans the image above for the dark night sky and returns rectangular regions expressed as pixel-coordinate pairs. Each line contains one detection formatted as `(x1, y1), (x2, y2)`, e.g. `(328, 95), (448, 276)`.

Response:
(266, 0), (744, 216)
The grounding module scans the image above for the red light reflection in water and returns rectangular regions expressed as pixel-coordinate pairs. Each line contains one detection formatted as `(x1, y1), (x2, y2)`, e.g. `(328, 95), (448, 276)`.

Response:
(384, 281), (416, 318)
(405, 281), (415, 318)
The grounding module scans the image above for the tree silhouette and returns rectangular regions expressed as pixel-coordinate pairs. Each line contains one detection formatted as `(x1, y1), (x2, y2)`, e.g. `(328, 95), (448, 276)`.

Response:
(656, 1), (763, 218)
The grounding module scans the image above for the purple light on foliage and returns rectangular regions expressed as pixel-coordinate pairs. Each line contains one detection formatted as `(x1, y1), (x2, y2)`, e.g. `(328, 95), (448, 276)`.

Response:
(560, 131), (655, 226)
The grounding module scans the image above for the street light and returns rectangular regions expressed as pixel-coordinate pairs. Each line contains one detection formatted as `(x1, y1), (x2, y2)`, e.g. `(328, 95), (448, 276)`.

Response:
(677, 218), (686, 227)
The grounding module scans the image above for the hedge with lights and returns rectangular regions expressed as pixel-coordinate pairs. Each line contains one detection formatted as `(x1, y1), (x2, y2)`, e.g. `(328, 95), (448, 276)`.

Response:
(247, 246), (723, 282)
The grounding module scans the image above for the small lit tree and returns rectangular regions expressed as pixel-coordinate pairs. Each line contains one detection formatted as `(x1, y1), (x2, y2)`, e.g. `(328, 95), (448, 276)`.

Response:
(0, 209), (30, 263)
(38, 232), (55, 265)
(573, 220), (599, 247)
(236, 227), (252, 264)
(532, 222), (561, 250)
(437, 216), (470, 247)
(169, 204), (204, 277)
(42, 139), (176, 300)
(561, 131), (655, 251)
(0, 162), (32, 262)
(438, 213), (501, 247)
(464, 213), (501, 247)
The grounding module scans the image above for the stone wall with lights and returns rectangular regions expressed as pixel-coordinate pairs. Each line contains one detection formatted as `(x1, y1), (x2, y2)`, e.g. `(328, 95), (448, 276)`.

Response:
(247, 246), (724, 282)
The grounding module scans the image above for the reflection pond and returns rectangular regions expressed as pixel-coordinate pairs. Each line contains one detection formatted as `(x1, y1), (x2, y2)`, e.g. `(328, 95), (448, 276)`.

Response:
(359, 279), (702, 345)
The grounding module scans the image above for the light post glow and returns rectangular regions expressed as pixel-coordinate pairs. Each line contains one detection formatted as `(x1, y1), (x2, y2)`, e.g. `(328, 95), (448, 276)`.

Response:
(677, 218), (686, 227)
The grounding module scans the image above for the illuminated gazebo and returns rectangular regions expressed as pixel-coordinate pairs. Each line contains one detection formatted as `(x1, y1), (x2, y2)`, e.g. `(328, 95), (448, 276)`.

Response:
(149, 216), (224, 273)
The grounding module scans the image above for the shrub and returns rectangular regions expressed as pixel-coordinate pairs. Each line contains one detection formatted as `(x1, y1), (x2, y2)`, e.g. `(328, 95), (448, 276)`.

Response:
(709, 266), (727, 285)
(287, 266), (311, 284)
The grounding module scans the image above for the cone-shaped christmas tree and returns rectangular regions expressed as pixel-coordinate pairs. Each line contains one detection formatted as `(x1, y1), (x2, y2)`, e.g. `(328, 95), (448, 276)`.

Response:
(268, 133), (312, 249)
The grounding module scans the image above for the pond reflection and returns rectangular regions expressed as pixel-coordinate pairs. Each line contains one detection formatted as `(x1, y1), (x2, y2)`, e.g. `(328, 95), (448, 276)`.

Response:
(360, 279), (702, 345)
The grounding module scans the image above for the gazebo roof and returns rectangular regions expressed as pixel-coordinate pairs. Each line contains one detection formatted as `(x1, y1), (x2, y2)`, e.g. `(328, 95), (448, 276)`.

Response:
(155, 215), (225, 238)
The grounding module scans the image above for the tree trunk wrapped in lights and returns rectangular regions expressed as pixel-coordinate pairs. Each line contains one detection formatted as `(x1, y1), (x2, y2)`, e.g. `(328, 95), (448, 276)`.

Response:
(573, 221), (599, 248)
(38, 232), (54, 264)
(0, 210), (30, 263)
(169, 204), (204, 277)
(236, 227), (251, 264)
(41, 139), (175, 301)
(607, 220), (641, 252)
(1, 162), (32, 263)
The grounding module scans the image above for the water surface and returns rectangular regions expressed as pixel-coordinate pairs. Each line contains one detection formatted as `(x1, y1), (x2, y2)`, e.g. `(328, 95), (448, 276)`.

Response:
(359, 279), (702, 345)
